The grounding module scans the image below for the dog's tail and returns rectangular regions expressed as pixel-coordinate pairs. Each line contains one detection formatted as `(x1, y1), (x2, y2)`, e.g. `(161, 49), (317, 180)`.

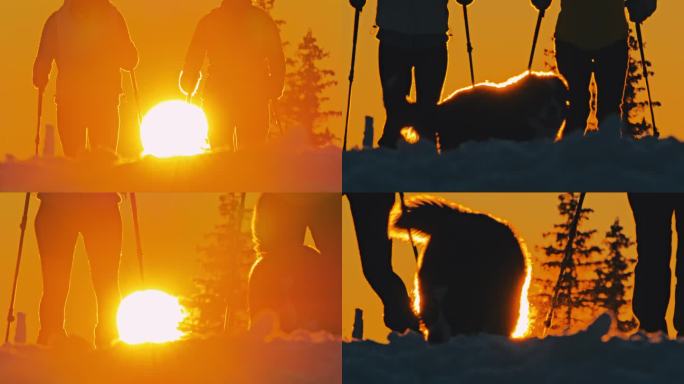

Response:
(389, 196), (470, 245)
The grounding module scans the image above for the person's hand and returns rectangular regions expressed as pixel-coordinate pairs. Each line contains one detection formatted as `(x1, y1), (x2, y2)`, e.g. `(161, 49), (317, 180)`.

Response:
(626, 0), (657, 23)
(456, 0), (474, 6)
(349, 0), (366, 11)
(531, 0), (552, 11)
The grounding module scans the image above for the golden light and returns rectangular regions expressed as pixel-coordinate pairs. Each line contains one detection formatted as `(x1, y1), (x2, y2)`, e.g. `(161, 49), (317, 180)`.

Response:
(400, 127), (420, 144)
(512, 263), (533, 339)
(117, 289), (186, 344)
(140, 100), (209, 158)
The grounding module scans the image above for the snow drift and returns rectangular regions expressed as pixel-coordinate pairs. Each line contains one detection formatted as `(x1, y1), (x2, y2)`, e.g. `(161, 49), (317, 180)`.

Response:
(1, 330), (341, 384)
(343, 315), (683, 383)
(343, 134), (684, 192)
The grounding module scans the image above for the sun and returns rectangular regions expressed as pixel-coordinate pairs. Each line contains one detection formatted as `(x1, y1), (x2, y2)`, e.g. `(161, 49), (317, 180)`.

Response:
(117, 289), (187, 344)
(140, 100), (210, 158)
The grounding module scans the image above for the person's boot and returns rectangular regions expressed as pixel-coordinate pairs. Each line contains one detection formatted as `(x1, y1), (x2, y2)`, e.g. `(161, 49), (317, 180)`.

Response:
(94, 323), (119, 349)
(37, 328), (67, 346)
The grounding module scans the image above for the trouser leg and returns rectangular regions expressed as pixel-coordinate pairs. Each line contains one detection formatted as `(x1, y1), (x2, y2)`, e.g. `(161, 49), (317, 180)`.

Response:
(413, 44), (448, 139)
(56, 100), (88, 158)
(672, 195), (684, 333)
(86, 95), (121, 154)
(378, 43), (413, 148)
(594, 39), (629, 129)
(556, 41), (594, 135)
(629, 193), (673, 333)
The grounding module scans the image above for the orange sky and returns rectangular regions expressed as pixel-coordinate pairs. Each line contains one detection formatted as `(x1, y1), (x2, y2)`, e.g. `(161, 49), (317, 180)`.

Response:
(0, 193), (225, 343)
(342, 193), (650, 343)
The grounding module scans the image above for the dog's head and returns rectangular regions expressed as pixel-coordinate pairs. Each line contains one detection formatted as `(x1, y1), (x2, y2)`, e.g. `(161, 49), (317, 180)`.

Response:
(522, 72), (570, 140)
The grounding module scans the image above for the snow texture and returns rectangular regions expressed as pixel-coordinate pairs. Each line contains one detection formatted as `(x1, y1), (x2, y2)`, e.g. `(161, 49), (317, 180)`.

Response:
(0, 145), (340, 192)
(1, 330), (341, 384)
(343, 315), (683, 384)
(343, 133), (684, 192)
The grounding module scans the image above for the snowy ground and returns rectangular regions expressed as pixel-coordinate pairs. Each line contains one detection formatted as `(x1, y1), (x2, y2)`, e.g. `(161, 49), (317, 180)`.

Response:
(1, 331), (341, 384)
(343, 134), (684, 192)
(343, 316), (683, 384)
(0, 145), (340, 192)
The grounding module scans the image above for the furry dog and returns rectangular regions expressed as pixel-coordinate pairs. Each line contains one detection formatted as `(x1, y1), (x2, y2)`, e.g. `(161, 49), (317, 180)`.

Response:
(390, 196), (527, 343)
(403, 71), (569, 151)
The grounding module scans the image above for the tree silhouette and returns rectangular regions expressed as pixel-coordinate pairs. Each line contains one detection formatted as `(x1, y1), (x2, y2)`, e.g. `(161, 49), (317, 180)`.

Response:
(533, 193), (602, 335)
(590, 219), (638, 333)
(182, 194), (255, 336)
(622, 28), (661, 139)
(277, 31), (341, 146)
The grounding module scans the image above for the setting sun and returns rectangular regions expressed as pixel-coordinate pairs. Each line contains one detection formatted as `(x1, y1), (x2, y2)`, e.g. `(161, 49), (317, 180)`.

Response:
(117, 289), (187, 345)
(140, 100), (210, 158)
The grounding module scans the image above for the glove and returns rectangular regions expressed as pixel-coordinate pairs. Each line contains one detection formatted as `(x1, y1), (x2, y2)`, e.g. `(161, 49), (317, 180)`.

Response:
(456, 0), (474, 5)
(626, 0), (657, 23)
(531, 0), (552, 11)
(349, 0), (366, 11)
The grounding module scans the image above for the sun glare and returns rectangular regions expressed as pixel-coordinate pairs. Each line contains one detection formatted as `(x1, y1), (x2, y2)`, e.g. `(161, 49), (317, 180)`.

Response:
(512, 264), (533, 339)
(117, 289), (186, 345)
(140, 100), (209, 158)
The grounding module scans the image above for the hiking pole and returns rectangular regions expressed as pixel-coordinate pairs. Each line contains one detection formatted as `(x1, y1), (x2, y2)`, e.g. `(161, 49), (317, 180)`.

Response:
(399, 193), (420, 262)
(542, 192), (587, 337)
(129, 193), (145, 283)
(528, 8), (546, 71)
(635, 23), (659, 138)
(5, 88), (44, 344)
(342, 0), (366, 152)
(460, 2), (476, 86)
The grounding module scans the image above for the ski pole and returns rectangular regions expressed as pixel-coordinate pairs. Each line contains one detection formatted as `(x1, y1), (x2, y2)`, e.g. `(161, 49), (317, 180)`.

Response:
(129, 193), (145, 283)
(342, 0), (366, 152)
(5, 88), (44, 344)
(528, 9), (546, 71)
(399, 193), (420, 262)
(635, 23), (659, 138)
(542, 192), (587, 336)
(461, 3), (476, 86)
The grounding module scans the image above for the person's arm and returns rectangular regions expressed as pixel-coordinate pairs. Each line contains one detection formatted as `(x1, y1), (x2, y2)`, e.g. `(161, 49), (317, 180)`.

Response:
(530, 0), (552, 11)
(33, 14), (56, 90)
(347, 193), (419, 333)
(626, 0), (657, 23)
(180, 17), (209, 96)
(112, 8), (138, 71)
(265, 20), (286, 100)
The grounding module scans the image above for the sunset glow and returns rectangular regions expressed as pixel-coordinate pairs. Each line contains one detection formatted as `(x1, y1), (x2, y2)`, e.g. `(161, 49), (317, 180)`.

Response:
(141, 100), (209, 158)
(117, 290), (186, 344)
(512, 263), (533, 339)
(401, 127), (420, 144)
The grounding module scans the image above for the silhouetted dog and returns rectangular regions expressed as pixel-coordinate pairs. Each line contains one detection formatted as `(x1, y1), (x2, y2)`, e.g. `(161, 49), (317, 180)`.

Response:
(404, 71), (569, 151)
(390, 196), (527, 343)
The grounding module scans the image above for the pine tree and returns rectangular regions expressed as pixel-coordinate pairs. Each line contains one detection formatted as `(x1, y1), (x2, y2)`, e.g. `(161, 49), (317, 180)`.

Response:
(533, 193), (603, 335)
(622, 28), (661, 139)
(591, 219), (638, 333)
(182, 194), (255, 336)
(277, 31), (341, 146)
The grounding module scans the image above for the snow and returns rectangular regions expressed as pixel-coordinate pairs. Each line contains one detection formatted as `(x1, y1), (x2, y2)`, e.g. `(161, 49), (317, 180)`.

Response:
(343, 315), (684, 384)
(0, 330), (341, 384)
(0, 145), (341, 192)
(343, 133), (684, 192)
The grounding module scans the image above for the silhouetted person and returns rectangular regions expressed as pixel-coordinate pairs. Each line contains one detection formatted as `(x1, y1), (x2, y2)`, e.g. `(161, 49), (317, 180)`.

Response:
(33, 0), (138, 158)
(531, 0), (657, 136)
(371, 0), (459, 148)
(35, 194), (123, 349)
(249, 194), (341, 334)
(629, 193), (684, 335)
(346, 193), (419, 333)
(181, 0), (286, 151)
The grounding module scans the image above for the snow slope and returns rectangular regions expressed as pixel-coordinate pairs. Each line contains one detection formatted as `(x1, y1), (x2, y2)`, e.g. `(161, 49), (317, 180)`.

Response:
(1, 331), (341, 384)
(343, 316), (683, 384)
(0, 145), (341, 192)
(343, 134), (684, 192)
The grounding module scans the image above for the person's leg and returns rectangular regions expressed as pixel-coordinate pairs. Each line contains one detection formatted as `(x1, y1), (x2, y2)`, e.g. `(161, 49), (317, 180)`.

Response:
(234, 98), (270, 150)
(205, 95), (236, 152)
(56, 99), (88, 158)
(629, 193), (673, 333)
(413, 43), (448, 138)
(378, 42), (414, 148)
(87, 95), (121, 153)
(34, 196), (80, 344)
(81, 194), (123, 348)
(672, 195), (684, 333)
(555, 40), (594, 136)
(594, 38), (629, 129)
(346, 193), (418, 332)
